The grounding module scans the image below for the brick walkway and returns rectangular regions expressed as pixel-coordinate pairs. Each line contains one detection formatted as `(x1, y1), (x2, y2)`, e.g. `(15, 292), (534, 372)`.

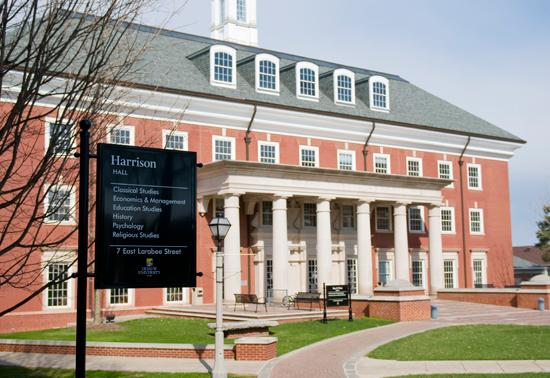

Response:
(260, 299), (550, 378)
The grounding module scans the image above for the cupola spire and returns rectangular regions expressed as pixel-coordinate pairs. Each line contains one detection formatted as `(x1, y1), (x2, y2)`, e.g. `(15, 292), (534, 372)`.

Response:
(211, 0), (258, 47)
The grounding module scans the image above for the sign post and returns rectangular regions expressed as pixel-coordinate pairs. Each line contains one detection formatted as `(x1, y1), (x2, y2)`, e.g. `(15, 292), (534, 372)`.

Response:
(95, 144), (197, 289)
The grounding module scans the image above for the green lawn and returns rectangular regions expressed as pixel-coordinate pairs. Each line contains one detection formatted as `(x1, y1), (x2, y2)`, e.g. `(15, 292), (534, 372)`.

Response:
(369, 325), (550, 361)
(0, 366), (251, 377)
(0, 317), (393, 356)
(389, 375), (550, 378)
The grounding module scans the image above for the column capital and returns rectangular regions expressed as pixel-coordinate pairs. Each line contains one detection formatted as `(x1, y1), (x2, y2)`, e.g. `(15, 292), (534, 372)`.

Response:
(393, 201), (412, 207)
(355, 197), (375, 205)
(428, 202), (444, 210)
(272, 192), (292, 200)
(219, 191), (244, 198)
(316, 196), (335, 204)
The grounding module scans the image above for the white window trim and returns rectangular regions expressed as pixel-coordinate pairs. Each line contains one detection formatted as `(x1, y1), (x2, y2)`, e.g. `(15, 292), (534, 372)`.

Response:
(341, 203), (356, 229)
(42, 250), (76, 310)
(255, 53), (280, 95)
(440, 206), (456, 234)
(213, 135), (236, 161)
(43, 184), (76, 225)
(406, 157), (423, 177)
(408, 206), (425, 233)
(107, 288), (135, 307)
(369, 75), (390, 112)
(378, 260), (393, 285)
(333, 68), (356, 106)
(337, 149), (356, 171)
(467, 163), (483, 190)
(471, 251), (488, 286)
(261, 199), (274, 227)
(375, 206), (393, 233)
(373, 153), (391, 174)
(45, 117), (76, 157)
(296, 61), (319, 101)
(162, 130), (188, 151)
(108, 125), (135, 146)
(163, 287), (189, 304)
(258, 140), (279, 164)
(469, 208), (485, 235)
(411, 259), (426, 288)
(299, 145), (319, 167)
(210, 45), (237, 88)
(443, 256), (458, 289)
(438, 160), (454, 188)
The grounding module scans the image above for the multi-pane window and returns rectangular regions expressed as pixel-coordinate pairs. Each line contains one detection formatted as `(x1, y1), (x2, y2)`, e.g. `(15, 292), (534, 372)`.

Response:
(469, 209), (484, 234)
(338, 151), (354, 170)
(473, 260), (484, 287)
(300, 68), (316, 97)
(407, 158), (422, 177)
(237, 0), (246, 22)
(304, 203), (317, 227)
(259, 142), (278, 163)
(378, 260), (391, 284)
(374, 154), (389, 174)
(48, 122), (73, 155)
(468, 164), (481, 189)
(376, 206), (391, 231)
(347, 259), (357, 294)
(408, 206), (424, 232)
(412, 260), (424, 287)
(439, 162), (451, 179)
(45, 186), (73, 222)
(308, 260), (317, 293)
(259, 60), (276, 90)
(215, 198), (225, 216)
(444, 260), (456, 288)
(266, 259), (273, 295)
(219, 0), (225, 23)
(300, 147), (317, 167)
(373, 82), (387, 108)
(214, 138), (233, 160)
(441, 208), (455, 233)
(342, 205), (355, 228)
(166, 287), (183, 302)
(163, 131), (187, 151)
(337, 75), (352, 103)
(262, 201), (273, 226)
(214, 52), (233, 83)
(47, 264), (69, 307)
(109, 126), (134, 145)
(110, 288), (129, 304)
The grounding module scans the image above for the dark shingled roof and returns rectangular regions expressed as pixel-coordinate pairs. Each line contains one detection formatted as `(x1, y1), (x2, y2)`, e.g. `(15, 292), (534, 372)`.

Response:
(132, 26), (524, 143)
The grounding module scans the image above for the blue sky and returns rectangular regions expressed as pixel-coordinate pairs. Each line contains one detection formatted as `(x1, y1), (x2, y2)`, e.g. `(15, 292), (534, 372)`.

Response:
(151, 0), (550, 246)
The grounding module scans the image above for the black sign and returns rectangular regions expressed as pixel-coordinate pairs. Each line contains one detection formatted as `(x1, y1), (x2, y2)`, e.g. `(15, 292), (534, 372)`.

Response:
(95, 144), (196, 289)
(326, 285), (349, 307)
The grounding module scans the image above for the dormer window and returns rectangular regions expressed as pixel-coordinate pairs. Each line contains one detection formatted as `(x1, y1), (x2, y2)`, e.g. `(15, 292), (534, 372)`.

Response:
(255, 53), (280, 95)
(333, 68), (355, 105)
(369, 76), (390, 112)
(237, 0), (246, 22)
(210, 45), (237, 88)
(296, 62), (319, 101)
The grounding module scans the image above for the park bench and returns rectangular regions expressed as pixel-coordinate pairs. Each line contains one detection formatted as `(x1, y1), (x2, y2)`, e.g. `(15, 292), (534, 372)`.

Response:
(234, 294), (268, 313)
(207, 320), (278, 338)
(293, 292), (321, 311)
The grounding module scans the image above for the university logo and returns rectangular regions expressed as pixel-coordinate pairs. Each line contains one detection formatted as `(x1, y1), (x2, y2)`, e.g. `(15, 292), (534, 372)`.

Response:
(146, 258), (153, 267)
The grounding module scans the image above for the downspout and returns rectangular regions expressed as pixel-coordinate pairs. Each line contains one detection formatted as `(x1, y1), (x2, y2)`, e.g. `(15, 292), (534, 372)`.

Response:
(245, 105), (257, 294)
(458, 136), (471, 288)
(363, 123), (376, 171)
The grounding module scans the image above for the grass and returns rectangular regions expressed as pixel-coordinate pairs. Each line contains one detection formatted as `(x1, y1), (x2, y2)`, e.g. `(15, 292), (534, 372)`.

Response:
(0, 317), (394, 356)
(388, 375), (550, 378)
(0, 366), (252, 377)
(369, 324), (550, 361)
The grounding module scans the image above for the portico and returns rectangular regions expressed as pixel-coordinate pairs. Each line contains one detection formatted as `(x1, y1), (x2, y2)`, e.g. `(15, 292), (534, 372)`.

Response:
(198, 160), (451, 303)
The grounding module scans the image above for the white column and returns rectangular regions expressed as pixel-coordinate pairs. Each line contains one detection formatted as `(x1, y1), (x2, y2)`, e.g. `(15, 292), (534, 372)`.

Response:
(316, 198), (333, 292)
(272, 196), (289, 294)
(428, 204), (444, 295)
(393, 202), (410, 282)
(223, 193), (241, 303)
(356, 200), (373, 294)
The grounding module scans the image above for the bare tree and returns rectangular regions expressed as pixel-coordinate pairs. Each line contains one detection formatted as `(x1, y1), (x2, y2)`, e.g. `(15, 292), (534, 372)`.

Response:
(0, 0), (185, 316)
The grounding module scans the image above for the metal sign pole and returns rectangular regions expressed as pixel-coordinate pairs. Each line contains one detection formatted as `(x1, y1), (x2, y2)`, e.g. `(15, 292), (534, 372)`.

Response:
(323, 283), (327, 324)
(348, 282), (353, 322)
(76, 119), (92, 378)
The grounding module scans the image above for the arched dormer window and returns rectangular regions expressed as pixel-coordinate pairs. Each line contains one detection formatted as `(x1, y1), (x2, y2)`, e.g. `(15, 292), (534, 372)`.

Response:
(210, 45), (237, 88)
(296, 62), (319, 101)
(237, 0), (246, 22)
(333, 68), (355, 105)
(255, 53), (280, 95)
(369, 75), (390, 112)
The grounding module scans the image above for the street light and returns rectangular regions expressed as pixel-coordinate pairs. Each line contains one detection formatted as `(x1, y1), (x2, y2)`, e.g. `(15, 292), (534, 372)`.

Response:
(209, 212), (231, 378)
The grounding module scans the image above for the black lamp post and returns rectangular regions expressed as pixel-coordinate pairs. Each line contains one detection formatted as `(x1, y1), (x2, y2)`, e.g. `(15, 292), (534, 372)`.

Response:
(209, 212), (231, 378)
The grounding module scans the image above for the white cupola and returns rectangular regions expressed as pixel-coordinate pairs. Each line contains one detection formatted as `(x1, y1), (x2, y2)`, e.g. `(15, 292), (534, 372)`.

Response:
(211, 0), (258, 47)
